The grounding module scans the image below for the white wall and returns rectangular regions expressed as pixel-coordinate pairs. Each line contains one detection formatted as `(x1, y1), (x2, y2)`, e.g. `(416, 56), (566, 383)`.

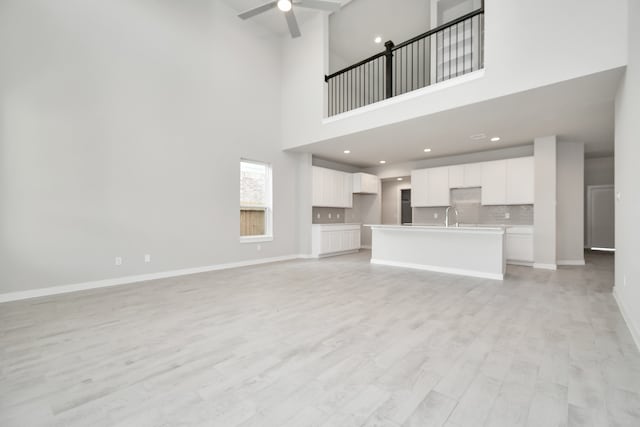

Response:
(614, 0), (640, 348)
(584, 156), (614, 247)
(381, 178), (411, 224)
(556, 142), (585, 264)
(282, 0), (628, 150)
(0, 0), (301, 294)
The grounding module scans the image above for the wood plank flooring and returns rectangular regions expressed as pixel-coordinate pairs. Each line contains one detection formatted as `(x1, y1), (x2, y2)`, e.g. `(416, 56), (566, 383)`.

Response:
(1, 250), (639, 426)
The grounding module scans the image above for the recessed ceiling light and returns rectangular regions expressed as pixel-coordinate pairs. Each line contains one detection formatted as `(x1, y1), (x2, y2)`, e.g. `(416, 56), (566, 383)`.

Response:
(424, 148), (432, 153)
(379, 160), (386, 164)
(277, 0), (292, 12)
(343, 150), (351, 154)
(374, 36), (382, 44)
(490, 137), (501, 142)
(397, 177), (403, 181)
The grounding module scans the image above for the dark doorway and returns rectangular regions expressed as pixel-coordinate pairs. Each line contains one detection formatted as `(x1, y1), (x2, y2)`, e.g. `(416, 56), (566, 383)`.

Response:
(401, 189), (412, 224)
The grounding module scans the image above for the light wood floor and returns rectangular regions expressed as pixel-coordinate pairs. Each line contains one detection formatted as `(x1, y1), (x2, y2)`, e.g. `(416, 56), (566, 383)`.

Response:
(1, 251), (639, 427)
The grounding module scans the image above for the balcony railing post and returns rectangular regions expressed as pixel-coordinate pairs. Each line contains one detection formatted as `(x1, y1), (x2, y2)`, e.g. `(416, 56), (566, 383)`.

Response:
(384, 40), (395, 99)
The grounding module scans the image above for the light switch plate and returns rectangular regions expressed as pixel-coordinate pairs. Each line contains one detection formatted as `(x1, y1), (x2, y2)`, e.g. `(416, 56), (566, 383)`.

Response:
(434, 213), (439, 219)
(505, 212), (511, 219)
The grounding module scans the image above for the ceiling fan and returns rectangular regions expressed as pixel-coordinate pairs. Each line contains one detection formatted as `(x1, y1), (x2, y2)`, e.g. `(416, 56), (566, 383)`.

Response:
(238, 0), (341, 38)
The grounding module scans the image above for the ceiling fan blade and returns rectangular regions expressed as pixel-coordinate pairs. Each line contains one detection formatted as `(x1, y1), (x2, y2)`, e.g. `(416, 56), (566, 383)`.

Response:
(238, 1), (277, 20)
(284, 9), (301, 38)
(294, 0), (341, 12)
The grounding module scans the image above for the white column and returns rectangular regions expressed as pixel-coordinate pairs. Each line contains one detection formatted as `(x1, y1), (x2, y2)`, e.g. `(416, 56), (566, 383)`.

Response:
(556, 142), (585, 265)
(534, 136), (557, 269)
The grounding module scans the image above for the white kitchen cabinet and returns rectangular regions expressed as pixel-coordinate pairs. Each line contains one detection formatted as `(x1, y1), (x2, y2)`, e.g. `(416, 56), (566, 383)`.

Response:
(411, 169), (430, 207)
(312, 224), (361, 257)
(481, 160), (507, 205)
(312, 166), (353, 208)
(505, 227), (534, 264)
(352, 173), (379, 194)
(411, 167), (450, 207)
(449, 163), (483, 188)
(464, 163), (483, 187)
(506, 157), (534, 204)
(427, 167), (450, 206)
(448, 165), (465, 188)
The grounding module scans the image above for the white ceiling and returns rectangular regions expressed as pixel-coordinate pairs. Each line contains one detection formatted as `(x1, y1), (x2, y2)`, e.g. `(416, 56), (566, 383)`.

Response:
(299, 69), (622, 168)
(329, 0), (431, 72)
(220, 0), (345, 37)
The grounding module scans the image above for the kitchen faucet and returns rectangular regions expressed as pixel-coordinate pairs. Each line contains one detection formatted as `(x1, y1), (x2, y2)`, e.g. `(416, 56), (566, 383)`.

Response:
(445, 206), (459, 228)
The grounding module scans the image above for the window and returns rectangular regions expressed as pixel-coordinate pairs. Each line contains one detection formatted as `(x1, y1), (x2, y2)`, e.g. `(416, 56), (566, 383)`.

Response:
(240, 159), (272, 242)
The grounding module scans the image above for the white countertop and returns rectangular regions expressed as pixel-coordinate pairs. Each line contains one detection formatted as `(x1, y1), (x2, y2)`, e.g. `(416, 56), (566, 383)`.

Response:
(366, 224), (504, 234)
(312, 223), (362, 226)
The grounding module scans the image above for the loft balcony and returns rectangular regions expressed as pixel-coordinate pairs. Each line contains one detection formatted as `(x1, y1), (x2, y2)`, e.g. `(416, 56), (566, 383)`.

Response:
(325, 6), (484, 117)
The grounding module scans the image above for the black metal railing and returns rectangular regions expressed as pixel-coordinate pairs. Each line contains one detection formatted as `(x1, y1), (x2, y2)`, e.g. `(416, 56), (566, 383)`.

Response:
(325, 6), (484, 117)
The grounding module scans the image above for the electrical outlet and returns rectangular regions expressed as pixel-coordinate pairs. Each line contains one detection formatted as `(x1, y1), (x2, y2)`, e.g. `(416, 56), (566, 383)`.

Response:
(328, 213), (332, 219)
(505, 212), (511, 219)
(434, 213), (439, 219)
(337, 213), (341, 219)
(144, 254), (151, 263)
(257, 244), (262, 251)
(316, 213), (320, 219)
(115, 257), (122, 266)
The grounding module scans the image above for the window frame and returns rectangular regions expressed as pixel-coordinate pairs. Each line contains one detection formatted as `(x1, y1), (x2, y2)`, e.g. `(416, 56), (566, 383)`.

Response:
(239, 158), (273, 243)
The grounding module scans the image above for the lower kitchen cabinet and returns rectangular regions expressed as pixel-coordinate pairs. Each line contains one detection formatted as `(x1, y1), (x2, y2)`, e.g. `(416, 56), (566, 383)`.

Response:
(505, 226), (534, 265)
(312, 224), (361, 258)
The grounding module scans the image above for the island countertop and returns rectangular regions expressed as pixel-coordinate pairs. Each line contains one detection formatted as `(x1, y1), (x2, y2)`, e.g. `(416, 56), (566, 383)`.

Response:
(365, 224), (505, 234)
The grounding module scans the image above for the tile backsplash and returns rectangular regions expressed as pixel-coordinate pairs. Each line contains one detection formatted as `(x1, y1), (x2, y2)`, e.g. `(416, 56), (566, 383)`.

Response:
(413, 187), (534, 225)
(312, 207), (346, 224)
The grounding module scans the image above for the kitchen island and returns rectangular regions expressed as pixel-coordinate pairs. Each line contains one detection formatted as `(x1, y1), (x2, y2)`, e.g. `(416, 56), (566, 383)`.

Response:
(366, 224), (506, 280)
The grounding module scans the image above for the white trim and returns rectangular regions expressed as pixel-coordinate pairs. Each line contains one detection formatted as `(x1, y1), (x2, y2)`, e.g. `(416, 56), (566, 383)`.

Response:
(0, 255), (302, 304)
(506, 260), (534, 267)
(239, 235), (274, 243)
(557, 259), (586, 266)
(370, 258), (504, 281)
(360, 245), (372, 250)
(314, 249), (360, 259)
(533, 263), (558, 270)
(613, 287), (640, 352)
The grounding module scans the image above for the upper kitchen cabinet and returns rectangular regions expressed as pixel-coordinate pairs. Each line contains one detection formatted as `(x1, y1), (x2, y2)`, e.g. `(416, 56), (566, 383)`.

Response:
(352, 173), (379, 194)
(481, 160), (508, 205)
(312, 166), (353, 208)
(506, 157), (534, 204)
(481, 157), (534, 205)
(412, 166), (450, 207)
(449, 163), (482, 188)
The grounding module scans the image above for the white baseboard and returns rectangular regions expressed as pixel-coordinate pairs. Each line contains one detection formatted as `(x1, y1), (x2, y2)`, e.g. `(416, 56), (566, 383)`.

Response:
(533, 263), (558, 270)
(0, 254), (304, 304)
(370, 259), (503, 281)
(613, 286), (640, 352)
(557, 259), (586, 266)
(507, 260), (534, 267)
(360, 245), (372, 250)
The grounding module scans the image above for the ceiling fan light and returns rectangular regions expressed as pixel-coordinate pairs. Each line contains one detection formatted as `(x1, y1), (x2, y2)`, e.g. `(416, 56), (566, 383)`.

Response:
(277, 0), (292, 12)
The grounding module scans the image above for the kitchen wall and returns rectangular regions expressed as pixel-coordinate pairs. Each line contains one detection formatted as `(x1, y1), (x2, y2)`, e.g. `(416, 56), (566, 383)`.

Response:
(312, 207), (346, 224)
(584, 155), (614, 248)
(614, 0), (640, 350)
(381, 178), (411, 224)
(413, 188), (534, 225)
(0, 0), (301, 295)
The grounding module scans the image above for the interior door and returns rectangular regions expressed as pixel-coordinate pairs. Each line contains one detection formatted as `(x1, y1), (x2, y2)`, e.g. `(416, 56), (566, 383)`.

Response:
(587, 185), (615, 249)
(401, 189), (413, 224)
